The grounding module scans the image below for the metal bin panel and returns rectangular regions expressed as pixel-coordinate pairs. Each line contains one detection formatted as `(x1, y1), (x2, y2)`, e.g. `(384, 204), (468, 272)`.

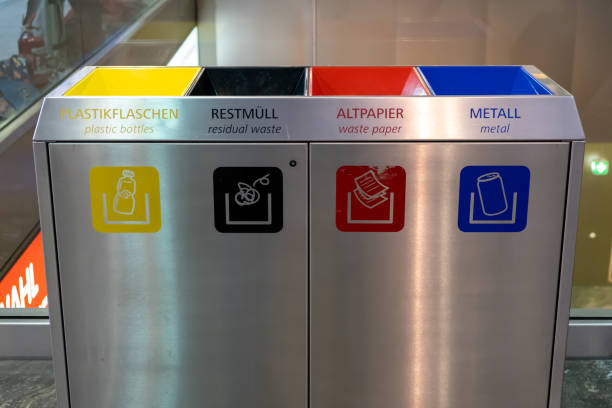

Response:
(310, 141), (569, 408)
(48, 142), (308, 408)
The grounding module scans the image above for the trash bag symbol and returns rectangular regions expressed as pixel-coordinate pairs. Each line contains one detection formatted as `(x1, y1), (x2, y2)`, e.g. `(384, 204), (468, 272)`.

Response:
(213, 168), (282, 233)
(234, 174), (270, 206)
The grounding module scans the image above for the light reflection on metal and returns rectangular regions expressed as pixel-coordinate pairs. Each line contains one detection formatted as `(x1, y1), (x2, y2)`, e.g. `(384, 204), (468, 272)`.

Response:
(437, 145), (452, 408)
(408, 144), (426, 407)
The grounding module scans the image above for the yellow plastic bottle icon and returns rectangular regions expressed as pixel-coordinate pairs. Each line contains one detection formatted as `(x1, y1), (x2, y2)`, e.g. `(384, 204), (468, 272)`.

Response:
(89, 166), (161, 233)
(113, 170), (137, 215)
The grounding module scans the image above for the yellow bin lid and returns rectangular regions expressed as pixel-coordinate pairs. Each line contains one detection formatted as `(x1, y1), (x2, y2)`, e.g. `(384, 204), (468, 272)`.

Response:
(64, 67), (202, 96)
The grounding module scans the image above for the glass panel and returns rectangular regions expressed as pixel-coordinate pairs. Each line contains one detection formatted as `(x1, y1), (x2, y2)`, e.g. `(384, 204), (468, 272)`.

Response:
(95, 0), (196, 66)
(0, 127), (41, 311)
(572, 143), (612, 312)
(0, 0), (197, 313)
(0, 232), (46, 309)
(0, 0), (82, 130)
(0, 0), (194, 131)
(75, 0), (162, 56)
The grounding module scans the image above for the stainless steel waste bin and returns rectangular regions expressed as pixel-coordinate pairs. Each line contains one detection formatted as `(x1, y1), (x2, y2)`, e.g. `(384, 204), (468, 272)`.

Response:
(34, 65), (584, 408)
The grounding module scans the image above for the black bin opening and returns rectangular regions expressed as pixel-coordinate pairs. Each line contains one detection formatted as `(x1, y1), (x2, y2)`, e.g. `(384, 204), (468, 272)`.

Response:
(189, 67), (307, 96)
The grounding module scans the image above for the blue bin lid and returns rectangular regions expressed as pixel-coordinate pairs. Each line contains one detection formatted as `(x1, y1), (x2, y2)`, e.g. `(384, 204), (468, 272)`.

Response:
(418, 66), (552, 96)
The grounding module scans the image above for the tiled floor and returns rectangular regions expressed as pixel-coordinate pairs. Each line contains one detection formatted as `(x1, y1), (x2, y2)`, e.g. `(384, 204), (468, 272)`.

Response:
(0, 360), (56, 407)
(0, 359), (610, 407)
(563, 360), (612, 407)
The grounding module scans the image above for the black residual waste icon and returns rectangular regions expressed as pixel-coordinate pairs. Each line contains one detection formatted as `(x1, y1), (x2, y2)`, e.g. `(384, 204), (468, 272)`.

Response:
(213, 167), (283, 233)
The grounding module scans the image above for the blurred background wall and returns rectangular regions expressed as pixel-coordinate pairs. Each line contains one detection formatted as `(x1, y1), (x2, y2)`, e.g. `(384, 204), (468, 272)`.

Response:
(197, 0), (612, 305)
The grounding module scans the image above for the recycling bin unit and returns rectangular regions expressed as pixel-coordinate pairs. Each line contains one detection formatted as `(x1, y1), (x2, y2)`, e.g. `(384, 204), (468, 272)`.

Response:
(34, 66), (584, 408)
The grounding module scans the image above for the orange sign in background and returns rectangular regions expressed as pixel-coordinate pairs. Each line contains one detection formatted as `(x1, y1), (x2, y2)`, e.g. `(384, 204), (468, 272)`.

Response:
(0, 233), (48, 308)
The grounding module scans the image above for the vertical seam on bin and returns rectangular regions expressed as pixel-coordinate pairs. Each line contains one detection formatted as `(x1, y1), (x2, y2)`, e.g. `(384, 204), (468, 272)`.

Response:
(546, 142), (573, 407)
(307, 142), (311, 408)
(303, 68), (310, 96)
(307, 68), (313, 96)
(46, 143), (73, 407)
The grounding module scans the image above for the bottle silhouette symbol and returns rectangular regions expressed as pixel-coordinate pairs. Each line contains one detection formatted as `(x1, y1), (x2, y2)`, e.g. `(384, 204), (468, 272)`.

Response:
(113, 170), (136, 215)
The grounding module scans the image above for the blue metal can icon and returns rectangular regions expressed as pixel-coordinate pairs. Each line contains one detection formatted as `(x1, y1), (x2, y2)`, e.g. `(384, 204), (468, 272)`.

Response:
(476, 172), (508, 216)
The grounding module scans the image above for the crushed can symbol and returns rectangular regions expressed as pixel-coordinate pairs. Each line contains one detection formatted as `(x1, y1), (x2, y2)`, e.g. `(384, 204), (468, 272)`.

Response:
(458, 165), (530, 232)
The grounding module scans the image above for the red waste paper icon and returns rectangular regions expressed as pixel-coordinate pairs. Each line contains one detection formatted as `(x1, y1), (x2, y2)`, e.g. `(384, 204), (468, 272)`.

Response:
(336, 165), (406, 232)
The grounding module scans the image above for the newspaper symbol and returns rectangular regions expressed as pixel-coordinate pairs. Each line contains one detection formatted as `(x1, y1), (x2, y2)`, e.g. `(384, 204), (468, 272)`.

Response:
(353, 170), (390, 209)
(336, 165), (406, 232)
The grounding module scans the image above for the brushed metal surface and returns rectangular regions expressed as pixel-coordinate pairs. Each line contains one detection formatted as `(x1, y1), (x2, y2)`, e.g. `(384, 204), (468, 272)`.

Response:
(523, 66), (571, 97)
(549, 141), (584, 408)
(566, 320), (612, 359)
(48, 143), (307, 408)
(34, 94), (585, 142)
(0, 319), (51, 359)
(33, 141), (70, 408)
(310, 142), (570, 408)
